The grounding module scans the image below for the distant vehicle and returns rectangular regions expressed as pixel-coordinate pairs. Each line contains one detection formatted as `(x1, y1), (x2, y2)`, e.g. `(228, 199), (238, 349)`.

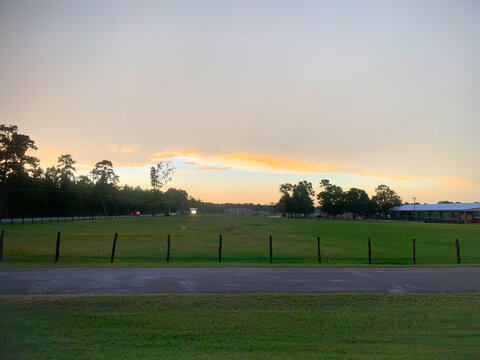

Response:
(130, 211), (140, 216)
(190, 208), (197, 215)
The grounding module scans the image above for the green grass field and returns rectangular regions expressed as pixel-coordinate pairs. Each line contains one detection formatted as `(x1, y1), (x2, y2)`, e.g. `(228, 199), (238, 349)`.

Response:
(1, 293), (479, 359)
(1, 215), (479, 266)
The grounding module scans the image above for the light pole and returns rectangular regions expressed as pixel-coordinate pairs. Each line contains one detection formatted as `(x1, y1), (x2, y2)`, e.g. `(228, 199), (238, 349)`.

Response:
(412, 197), (416, 221)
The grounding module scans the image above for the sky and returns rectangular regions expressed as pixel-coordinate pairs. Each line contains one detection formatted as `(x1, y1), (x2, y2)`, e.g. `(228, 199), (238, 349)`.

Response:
(0, 0), (479, 204)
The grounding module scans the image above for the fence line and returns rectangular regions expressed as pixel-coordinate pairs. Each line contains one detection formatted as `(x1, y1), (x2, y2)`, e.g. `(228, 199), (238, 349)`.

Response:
(0, 229), (470, 265)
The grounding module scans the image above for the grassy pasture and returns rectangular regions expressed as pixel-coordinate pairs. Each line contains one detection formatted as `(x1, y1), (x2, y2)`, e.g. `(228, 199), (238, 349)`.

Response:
(1, 293), (479, 359)
(0, 215), (479, 266)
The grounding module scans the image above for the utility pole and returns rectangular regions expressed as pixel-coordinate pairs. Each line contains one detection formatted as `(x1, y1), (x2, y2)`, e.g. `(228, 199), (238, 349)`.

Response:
(413, 196), (417, 221)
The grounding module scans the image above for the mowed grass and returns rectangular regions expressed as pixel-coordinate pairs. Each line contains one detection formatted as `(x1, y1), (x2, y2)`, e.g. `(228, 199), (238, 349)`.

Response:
(0, 215), (479, 266)
(1, 293), (479, 359)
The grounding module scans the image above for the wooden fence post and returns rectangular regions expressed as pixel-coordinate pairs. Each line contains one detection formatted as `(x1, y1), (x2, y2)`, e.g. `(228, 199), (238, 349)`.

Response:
(317, 236), (321, 264)
(0, 230), (4, 261)
(166, 234), (171, 263)
(368, 237), (372, 264)
(456, 239), (461, 264)
(269, 235), (273, 263)
(218, 234), (222, 263)
(110, 233), (118, 263)
(55, 232), (61, 262)
(412, 238), (416, 265)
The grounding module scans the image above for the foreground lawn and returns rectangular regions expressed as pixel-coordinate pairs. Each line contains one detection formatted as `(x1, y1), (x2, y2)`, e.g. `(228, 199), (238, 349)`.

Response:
(0, 293), (479, 359)
(1, 215), (479, 266)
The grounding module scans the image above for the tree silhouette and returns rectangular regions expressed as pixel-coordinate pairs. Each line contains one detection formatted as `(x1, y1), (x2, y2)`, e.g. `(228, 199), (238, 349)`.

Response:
(150, 162), (174, 192)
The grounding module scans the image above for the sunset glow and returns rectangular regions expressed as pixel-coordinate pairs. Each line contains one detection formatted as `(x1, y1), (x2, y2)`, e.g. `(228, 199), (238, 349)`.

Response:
(1, 0), (479, 204)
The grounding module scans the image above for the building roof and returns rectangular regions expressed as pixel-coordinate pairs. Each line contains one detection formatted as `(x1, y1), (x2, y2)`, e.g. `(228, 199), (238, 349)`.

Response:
(393, 203), (480, 212)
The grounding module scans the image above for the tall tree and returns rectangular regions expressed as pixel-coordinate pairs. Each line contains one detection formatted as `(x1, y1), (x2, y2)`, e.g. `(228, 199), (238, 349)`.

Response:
(91, 160), (119, 185)
(291, 181), (315, 216)
(0, 124), (39, 183)
(150, 162), (174, 192)
(278, 183), (294, 216)
(57, 154), (76, 185)
(344, 188), (370, 217)
(277, 181), (314, 217)
(44, 166), (61, 188)
(162, 188), (189, 212)
(372, 184), (402, 218)
(317, 179), (345, 217)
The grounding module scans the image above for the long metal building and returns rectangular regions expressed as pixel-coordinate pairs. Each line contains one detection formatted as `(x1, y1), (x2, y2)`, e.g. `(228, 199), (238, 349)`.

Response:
(391, 203), (480, 223)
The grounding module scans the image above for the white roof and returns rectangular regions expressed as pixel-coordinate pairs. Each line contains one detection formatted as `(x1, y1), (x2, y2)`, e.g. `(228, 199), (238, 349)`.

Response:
(393, 203), (480, 212)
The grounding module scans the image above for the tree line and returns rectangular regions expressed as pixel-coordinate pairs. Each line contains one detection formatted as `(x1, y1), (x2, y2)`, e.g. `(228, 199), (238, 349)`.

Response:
(0, 124), (272, 218)
(1, 124), (403, 219)
(277, 179), (403, 218)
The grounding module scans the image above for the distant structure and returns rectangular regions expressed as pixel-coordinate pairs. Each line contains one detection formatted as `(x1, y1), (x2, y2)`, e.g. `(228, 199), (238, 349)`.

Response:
(311, 209), (323, 218)
(391, 203), (480, 224)
(228, 208), (258, 216)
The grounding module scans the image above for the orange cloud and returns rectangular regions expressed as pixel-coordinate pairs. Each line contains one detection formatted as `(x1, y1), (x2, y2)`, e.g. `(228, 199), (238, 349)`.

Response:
(217, 152), (347, 173)
(436, 177), (480, 190)
(150, 152), (183, 160)
(33, 146), (480, 194)
(156, 149), (353, 174)
(150, 149), (480, 193)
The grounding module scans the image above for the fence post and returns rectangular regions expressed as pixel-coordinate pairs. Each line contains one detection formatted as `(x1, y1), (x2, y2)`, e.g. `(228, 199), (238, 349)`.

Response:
(55, 232), (61, 262)
(0, 230), (4, 261)
(110, 233), (118, 263)
(218, 234), (222, 263)
(269, 235), (273, 263)
(317, 236), (321, 264)
(456, 239), (461, 264)
(368, 238), (372, 264)
(412, 238), (416, 265)
(166, 234), (171, 263)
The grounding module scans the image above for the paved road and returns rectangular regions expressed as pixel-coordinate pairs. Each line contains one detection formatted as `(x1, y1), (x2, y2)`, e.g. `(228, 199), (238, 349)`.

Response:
(1, 267), (479, 295)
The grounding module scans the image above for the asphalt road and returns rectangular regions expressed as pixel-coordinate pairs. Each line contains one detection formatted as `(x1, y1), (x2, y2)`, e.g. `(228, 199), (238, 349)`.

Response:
(1, 267), (480, 295)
